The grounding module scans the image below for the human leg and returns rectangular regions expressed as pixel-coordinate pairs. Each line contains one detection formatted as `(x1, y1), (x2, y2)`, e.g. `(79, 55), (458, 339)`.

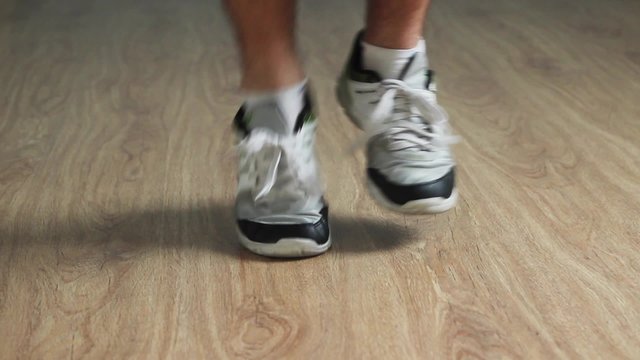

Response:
(336, 0), (459, 213)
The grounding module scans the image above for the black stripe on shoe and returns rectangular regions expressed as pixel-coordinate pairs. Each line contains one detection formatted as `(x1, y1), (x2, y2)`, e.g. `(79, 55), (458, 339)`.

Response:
(346, 31), (383, 84)
(233, 105), (250, 137)
(425, 69), (435, 91)
(237, 206), (330, 245)
(367, 168), (455, 205)
(293, 90), (315, 133)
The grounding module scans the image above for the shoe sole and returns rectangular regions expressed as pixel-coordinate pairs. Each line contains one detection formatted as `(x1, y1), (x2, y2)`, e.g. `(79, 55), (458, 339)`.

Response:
(367, 179), (459, 214)
(236, 227), (332, 258)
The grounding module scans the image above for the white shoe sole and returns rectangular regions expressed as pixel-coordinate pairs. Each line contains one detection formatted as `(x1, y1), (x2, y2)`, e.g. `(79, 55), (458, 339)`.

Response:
(236, 227), (331, 258)
(367, 179), (458, 214)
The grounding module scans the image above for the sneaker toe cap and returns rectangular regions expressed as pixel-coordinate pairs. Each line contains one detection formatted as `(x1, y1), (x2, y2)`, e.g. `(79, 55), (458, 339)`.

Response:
(367, 167), (455, 205)
(237, 206), (330, 245)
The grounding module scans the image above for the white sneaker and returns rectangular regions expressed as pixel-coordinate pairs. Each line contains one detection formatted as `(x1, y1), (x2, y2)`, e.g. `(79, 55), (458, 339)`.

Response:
(336, 33), (459, 213)
(233, 90), (331, 257)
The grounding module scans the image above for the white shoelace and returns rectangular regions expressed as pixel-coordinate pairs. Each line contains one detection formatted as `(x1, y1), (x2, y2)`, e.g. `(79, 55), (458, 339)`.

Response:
(363, 79), (459, 153)
(238, 129), (319, 204)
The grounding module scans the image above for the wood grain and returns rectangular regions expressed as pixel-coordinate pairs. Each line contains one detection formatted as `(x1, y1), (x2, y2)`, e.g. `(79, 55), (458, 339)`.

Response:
(1, 0), (639, 358)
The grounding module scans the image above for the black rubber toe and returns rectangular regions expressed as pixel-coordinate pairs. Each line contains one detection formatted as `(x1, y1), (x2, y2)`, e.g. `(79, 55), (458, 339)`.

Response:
(237, 206), (330, 245)
(367, 168), (455, 205)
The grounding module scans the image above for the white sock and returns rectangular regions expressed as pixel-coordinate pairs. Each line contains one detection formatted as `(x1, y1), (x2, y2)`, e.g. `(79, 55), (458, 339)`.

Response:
(244, 79), (307, 134)
(362, 39), (427, 79)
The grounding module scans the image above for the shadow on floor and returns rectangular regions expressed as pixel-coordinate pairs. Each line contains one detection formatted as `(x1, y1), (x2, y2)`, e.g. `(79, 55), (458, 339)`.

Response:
(1, 201), (416, 261)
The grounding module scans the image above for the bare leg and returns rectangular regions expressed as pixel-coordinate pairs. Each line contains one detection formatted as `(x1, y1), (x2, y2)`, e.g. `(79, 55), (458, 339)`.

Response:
(224, 0), (304, 91)
(364, 0), (431, 49)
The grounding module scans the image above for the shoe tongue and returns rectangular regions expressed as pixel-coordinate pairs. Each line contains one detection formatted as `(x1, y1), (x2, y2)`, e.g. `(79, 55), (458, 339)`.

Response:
(396, 45), (428, 88)
(244, 83), (305, 135)
(393, 47), (432, 127)
(246, 100), (297, 135)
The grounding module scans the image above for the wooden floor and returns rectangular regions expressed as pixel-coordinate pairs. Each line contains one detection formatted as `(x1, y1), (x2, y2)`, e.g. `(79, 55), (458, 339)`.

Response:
(1, 0), (639, 358)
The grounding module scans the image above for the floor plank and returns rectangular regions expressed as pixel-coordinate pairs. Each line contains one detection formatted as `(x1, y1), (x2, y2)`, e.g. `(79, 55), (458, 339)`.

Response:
(0, 0), (639, 358)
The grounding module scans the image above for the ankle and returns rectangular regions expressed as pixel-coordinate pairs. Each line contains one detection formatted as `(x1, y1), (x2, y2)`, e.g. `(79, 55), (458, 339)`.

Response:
(241, 53), (305, 91)
(363, 28), (422, 50)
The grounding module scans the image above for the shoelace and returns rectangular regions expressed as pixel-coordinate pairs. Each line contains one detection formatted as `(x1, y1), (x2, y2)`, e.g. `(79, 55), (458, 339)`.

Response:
(238, 129), (318, 203)
(364, 79), (459, 153)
